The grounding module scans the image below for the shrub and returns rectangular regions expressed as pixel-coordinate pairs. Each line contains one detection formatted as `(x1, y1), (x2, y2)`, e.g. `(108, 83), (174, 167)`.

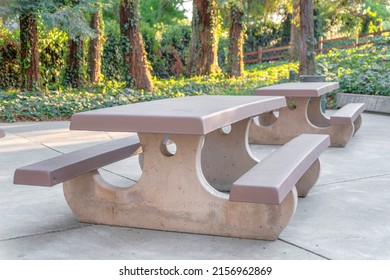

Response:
(316, 41), (390, 95)
(0, 23), (20, 90)
(101, 24), (191, 81)
(0, 25), (68, 90)
(144, 24), (191, 78)
(0, 39), (19, 90)
(39, 28), (68, 90)
(101, 36), (124, 82)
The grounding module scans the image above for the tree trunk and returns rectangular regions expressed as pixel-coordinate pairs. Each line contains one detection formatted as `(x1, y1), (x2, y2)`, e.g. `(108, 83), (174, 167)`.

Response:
(187, 0), (220, 76)
(120, 0), (153, 91)
(88, 11), (102, 84)
(19, 10), (41, 91)
(227, 0), (245, 77)
(299, 0), (316, 75)
(64, 36), (84, 88)
(290, 0), (300, 61)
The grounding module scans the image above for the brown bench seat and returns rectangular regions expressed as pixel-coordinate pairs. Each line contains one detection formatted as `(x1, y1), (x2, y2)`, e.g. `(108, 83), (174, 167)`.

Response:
(230, 134), (330, 204)
(14, 137), (142, 187)
(330, 102), (365, 128)
(330, 103), (365, 136)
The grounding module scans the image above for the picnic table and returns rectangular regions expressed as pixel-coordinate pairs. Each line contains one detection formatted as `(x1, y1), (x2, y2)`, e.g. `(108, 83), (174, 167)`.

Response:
(14, 95), (330, 240)
(249, 82), (365, 147)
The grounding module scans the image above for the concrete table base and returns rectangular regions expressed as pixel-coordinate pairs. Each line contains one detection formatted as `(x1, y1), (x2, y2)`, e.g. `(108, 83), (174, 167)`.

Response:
(63, 131), (298, 240)
(201, 118), (321, 197)
(249, 97), (358, 147)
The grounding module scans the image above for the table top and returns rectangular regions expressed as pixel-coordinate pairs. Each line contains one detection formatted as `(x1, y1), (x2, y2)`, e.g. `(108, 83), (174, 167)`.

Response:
(255, 82), (339, 97)
(70, 95), (286, 135)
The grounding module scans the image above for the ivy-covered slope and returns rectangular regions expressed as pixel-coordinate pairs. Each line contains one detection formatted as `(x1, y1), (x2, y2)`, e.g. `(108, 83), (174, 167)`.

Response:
(1, 42), (388, 122)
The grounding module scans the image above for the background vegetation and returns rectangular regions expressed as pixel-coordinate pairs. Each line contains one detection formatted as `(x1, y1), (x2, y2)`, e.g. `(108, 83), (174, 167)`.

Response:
(0, 0), (389, 122)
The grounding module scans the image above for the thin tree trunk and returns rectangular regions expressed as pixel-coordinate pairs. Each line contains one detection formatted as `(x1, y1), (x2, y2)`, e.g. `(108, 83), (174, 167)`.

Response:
(64, 37), (84, 88)
(88, 11), (102, 84)
(187, 0), (220, 76)
(20, 11), (41, 91)
(299, 0), (316, 75)
(227, 0), (245, 77)
(290, 0), (300, 61)
(120, 0), (153, 91)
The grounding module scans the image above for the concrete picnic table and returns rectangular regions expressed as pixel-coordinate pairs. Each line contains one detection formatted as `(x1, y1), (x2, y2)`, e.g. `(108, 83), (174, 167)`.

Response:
(14, 95), (330, 240)
(249, 82), (365, 147)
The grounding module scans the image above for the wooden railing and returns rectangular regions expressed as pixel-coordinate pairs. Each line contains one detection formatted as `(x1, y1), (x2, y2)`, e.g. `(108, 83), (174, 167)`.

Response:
(244, 29), (390, 64)
(244, 45), (291, 64)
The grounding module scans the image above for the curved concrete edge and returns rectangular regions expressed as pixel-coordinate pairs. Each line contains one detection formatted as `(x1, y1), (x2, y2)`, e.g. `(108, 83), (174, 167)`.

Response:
(336, 93), (390, 114)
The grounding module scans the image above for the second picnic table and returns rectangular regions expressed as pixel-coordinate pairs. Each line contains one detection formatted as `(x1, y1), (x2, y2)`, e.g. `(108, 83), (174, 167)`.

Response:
(249, 82), (365, 147)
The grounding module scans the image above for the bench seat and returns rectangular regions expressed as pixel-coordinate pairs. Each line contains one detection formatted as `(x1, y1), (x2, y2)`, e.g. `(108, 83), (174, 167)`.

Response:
(330, 103), (365, 125)
(14, 137), (142, 187)
(230, 134), (330, 205)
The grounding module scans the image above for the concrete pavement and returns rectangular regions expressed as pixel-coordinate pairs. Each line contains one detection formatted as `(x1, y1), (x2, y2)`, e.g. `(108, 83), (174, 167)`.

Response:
(0, 112), (389, 260)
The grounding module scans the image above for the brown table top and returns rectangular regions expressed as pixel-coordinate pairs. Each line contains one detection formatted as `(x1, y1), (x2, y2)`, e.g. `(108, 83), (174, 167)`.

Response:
(255, 82), (339, 97)
(70, 95), (286, 135)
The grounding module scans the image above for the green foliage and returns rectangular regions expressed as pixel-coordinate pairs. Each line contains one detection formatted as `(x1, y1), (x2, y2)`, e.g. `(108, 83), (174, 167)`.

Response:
(140, 0), (186, 27)
(217, 31), (229, 71)
(153, 24), (191, 78)
(0, 23), (68, 90)
(0, 61), (298, 121)
(154, 61), (295, 97)
(40, 0), (101, 40)
(244, 16), (291, 53)
(316, 40), (390, 95)
(0, 83), (165, 122)
(2, 42), (389, 122)
(317, 0), (389, 38)
(101, 36), (123, 82)
(102, 23), (191, 80)
(39, 27), (67, 89)
(0, 20), (19, 89)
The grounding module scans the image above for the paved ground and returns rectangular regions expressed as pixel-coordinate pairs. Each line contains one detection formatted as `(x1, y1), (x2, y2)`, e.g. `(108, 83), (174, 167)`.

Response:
(0, 111), (389, 260)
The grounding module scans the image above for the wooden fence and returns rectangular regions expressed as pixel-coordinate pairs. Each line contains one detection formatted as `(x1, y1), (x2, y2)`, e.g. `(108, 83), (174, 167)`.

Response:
(244, 29), (390, 65)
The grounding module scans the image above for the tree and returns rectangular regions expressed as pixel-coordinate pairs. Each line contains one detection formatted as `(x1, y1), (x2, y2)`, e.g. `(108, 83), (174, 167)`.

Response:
(19, 2), (41, 91)
(62, 0), (88, 88)
(2, 0), (42, 91)
(42, 0), (101, 88)
(1, 0), (100, 90)
(88, 10), (103, 84)
(64, 35), (85, 87)
(229, 0), (286, 77)
(187, 0), (220, 76)
(227, 0), (245, 77)
(289, 0), (299, 60)
(299, 0), (316, 75)
(120, 0), (153, 91)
